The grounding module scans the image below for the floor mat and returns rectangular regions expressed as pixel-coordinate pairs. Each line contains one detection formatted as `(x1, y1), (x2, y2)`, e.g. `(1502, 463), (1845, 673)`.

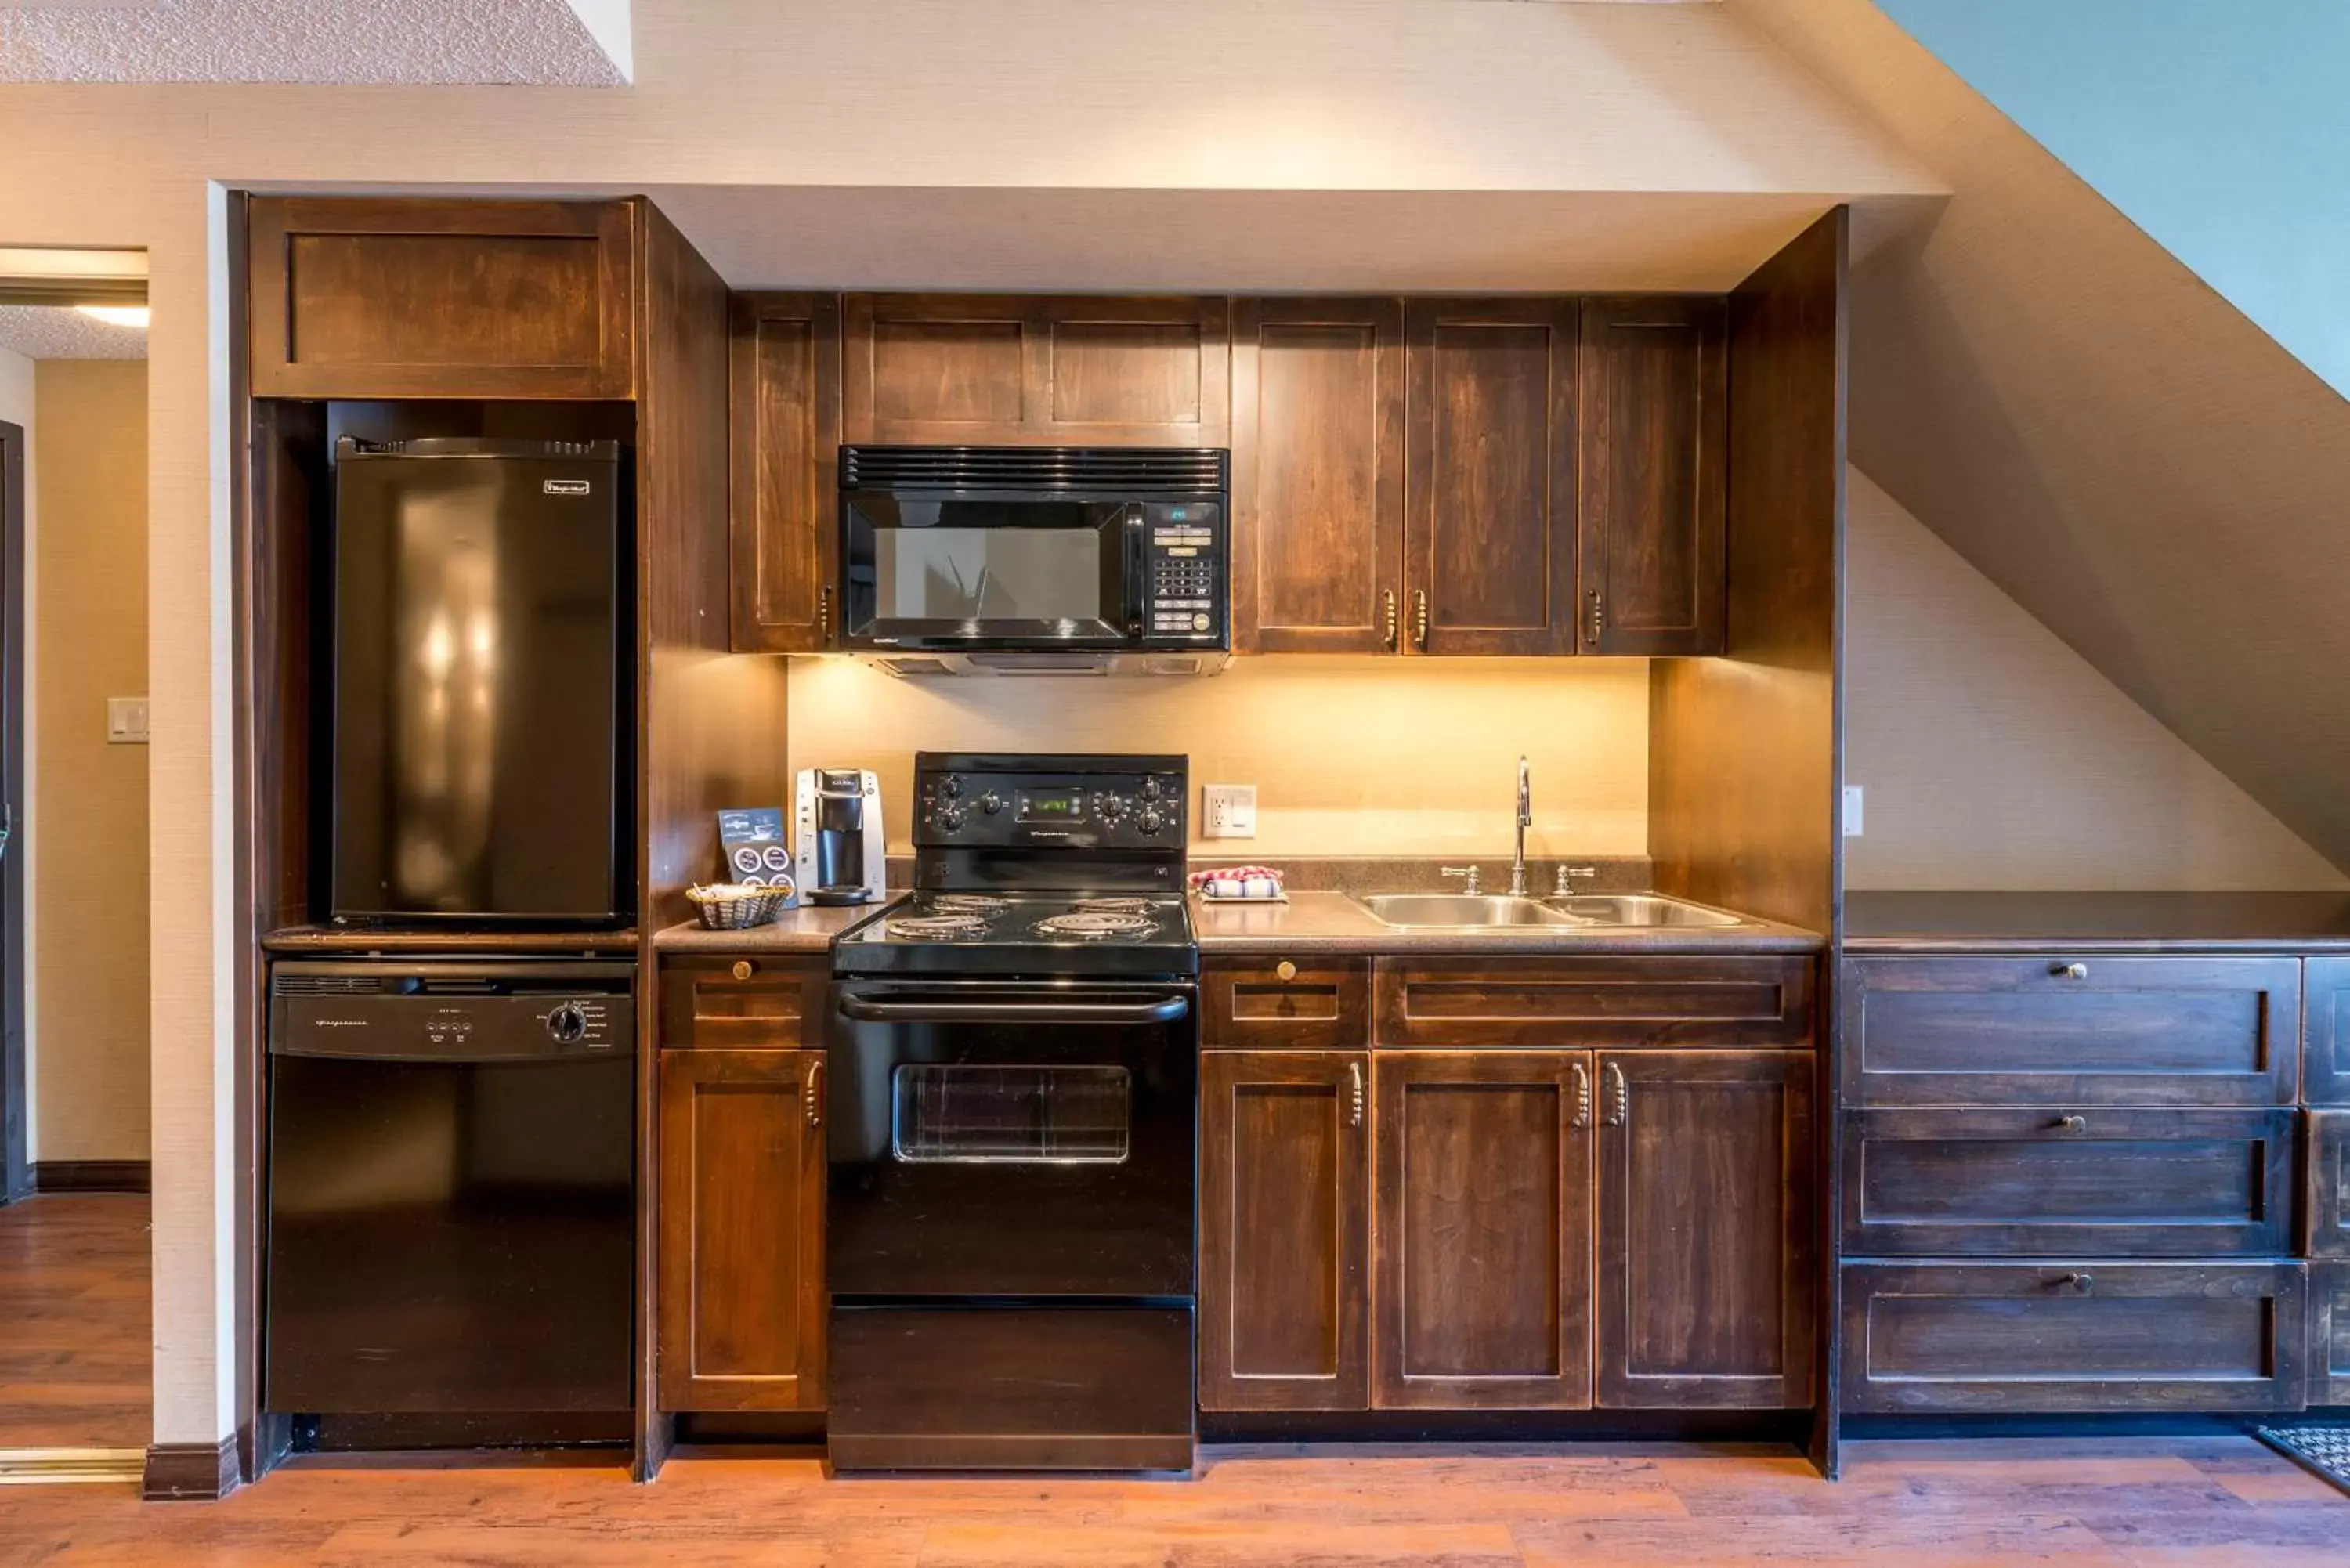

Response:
(2254, 1423), (2350, 1495)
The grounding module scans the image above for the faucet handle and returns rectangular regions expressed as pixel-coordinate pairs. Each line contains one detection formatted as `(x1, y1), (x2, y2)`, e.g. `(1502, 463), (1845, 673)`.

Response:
(1553, 863), (1598, 897)
(1441, 865), (1482, 894)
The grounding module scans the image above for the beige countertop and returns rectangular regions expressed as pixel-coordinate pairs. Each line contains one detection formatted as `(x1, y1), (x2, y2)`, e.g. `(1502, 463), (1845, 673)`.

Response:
(653, 899), (896, 953)
(1191, 891), (1820, 956)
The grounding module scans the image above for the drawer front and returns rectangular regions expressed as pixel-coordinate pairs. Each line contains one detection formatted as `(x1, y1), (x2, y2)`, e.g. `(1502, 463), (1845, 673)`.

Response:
(1374, 956), (1814, 1050)
(1842, 956), (2299, 1107)
(2308, 959), (2350, 1105)
(1202, 958), (1371, 1051)
(2311, 1111), (2350, 1259)
(1843, 1108), (2295, 1258)
(2315, 1262), (2350, 1407)
(1842, 1261), (2307, 1414)
(660, 956), (828, 1049)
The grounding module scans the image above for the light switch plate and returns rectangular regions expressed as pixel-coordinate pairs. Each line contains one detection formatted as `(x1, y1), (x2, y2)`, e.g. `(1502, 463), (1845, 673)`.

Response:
(1842, 784), (1864, 837)
(1202, 783), (1257, 840)
(108, 696), (150, 745)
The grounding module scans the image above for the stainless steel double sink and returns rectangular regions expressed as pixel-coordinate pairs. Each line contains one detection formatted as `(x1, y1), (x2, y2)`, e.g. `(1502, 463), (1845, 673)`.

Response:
(1353, 892), (1743, 930)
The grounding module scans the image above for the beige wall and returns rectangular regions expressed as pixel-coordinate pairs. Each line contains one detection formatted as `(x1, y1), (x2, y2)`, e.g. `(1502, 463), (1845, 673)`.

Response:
(787, 656), (1650, 861)
(30, 359), (151, 1161)
(1844, 466), (2344, 891)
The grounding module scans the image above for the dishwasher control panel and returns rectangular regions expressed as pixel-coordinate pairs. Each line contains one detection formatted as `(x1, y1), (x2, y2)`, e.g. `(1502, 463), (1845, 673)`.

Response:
(269, 960), (637, 1061)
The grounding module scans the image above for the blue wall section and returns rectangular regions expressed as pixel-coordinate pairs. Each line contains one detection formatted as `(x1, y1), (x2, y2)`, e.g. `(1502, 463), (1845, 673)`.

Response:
(1878, 0), (2350, 399)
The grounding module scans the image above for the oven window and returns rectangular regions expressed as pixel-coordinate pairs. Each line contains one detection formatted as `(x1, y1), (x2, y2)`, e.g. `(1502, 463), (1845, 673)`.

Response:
(891, 1064), (1132, 1165)
(874, 516), (1103, 622)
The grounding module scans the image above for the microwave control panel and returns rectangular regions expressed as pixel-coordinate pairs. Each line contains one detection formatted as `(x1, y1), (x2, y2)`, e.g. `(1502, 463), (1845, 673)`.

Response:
(1142, 507), (1225, 642)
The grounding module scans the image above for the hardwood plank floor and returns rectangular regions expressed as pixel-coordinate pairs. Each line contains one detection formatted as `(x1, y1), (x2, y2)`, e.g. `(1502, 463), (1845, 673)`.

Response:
(0, 1195), (149, 1450)
(0, 1439), (2342, 1566)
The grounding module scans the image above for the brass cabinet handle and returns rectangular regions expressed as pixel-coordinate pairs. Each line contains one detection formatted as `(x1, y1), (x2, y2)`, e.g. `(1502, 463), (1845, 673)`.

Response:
(1571, 1062), (1591, 1129)
(1412, 589), (1430, 651)
(1603, 1060), (1629, 1126)
(819, 583), (834, 641)
(1347, 1060), (1365, 1129)
(805, 1060), (824, 1128)
(731, 959), (754, 981)
(2056, 1272), (2094, 1294)
(1586, 588), (1604, 645)
(2053, 962), (2088, 980)
(1382, 588), (1399, 652)
(1275, 959), (1298, 982)
(2055, 1114), (2088, 1133)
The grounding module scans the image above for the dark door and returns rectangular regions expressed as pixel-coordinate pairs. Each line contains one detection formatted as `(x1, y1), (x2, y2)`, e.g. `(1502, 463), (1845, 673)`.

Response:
(1372, 1050), (1594, 1409)
(1403, 298), (1578, 656)
(1593, 1050), (1813, 1409)
(1231, 298), (1405, 654)
(1198, 1050), (1370, 1411)
(0, 419), (21, 1202)
(1577, 298), (1727, 656)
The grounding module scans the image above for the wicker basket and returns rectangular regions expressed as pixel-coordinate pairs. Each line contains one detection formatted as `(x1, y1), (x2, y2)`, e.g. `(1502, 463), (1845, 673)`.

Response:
(686, 882), (793, 930)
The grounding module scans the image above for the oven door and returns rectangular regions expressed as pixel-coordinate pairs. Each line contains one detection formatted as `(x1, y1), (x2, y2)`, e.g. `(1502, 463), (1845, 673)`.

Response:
(841, 493), (1138, 649)
(826, 979), (1197, 1299)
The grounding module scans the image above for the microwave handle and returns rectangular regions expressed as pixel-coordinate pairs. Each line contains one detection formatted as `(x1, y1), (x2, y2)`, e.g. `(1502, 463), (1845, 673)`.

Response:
(838, 992), (1191, 1026)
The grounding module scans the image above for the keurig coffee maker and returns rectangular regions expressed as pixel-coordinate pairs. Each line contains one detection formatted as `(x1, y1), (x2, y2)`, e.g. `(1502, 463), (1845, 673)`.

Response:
(794, 768), (886, 905)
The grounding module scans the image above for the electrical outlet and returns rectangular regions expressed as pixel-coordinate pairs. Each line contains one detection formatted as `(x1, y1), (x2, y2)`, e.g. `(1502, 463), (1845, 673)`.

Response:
(1842, 784), (1864, 837)
(107, 696), (150, 745)
(1202, 783), (1257, 840)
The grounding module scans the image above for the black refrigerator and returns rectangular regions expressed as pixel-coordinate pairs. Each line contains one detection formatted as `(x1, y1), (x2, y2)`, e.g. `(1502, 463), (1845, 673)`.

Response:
(327, 436), (629, 925)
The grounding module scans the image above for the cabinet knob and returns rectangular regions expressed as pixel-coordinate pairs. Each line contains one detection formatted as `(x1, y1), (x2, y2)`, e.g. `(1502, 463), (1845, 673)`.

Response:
(2056, 1114), (2088, 1133)
(2053, 962), (2088, 980)
(2058, 1272), (2094, 1294)
(1275, 959), (1298, 982)
(731, 959), (754, 981)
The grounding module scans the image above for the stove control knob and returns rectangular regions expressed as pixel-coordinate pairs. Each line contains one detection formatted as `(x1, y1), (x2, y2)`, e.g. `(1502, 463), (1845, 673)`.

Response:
(980, 791), (1004, 815)
(939, 805), (967, 831)
(546, 1003), (589, 1044)
(1141, 777), (1165, 802)
(1138, 807), (1166, 835)
(942, 776), (965, 799)
(1098, 793), (1126, 819)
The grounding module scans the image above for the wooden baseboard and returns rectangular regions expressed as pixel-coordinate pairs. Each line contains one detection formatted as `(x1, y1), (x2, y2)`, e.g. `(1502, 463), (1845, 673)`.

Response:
(32, 1160), (150, 1194)
(142, 1436), (240, 1502)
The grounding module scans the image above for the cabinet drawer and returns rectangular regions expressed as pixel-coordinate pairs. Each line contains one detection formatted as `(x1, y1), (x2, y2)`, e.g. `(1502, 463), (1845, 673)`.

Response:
(1202, 958), (1370, 1051)
(2315, 1262), (2350, 1407)
(660, 956), (828, 1049)
(2308, 959), (2350, 1105)
(1842, 956), (2299, 1107)
(1842, 1108), (2294, 1258)
(1841, 1262), (2307, 1414)
(1374, 956), (1813, 1050)
(2311, 1112), (2350, 1259)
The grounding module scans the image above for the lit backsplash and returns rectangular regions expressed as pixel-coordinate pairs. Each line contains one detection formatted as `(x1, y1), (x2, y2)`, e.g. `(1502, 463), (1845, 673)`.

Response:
(786, 656), (1650, 857)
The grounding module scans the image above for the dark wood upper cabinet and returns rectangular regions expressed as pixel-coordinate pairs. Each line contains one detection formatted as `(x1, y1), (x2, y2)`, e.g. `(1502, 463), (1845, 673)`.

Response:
(1403, 298), (1579, 656)
(1577, 298), (1727, 656)
(730, 293), (843, 652)
(248, 197), (636, 399)
(1593, 1050), (1813, 1409)
(842, 294), (1231, 447)
(1372, 1050), (1593, 1409)
(1230, 298), (1406, 654)
(656, 1046), (826, 1412)
(2306, 957), (2350, 1104)
(1198, 1050), (1371, 1411)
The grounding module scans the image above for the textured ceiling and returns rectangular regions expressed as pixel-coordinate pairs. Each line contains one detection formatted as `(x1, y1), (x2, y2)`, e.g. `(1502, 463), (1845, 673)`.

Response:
(0, 305), (146, 359)
(1731, 0), (2350, 875)
(0, 0), (628, 85)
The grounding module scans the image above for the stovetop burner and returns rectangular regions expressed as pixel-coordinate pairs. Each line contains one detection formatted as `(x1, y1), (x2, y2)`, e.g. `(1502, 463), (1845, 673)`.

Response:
(931, 893), (1013, 913)
(884, 912), (992, 939)
(1033, 909), (1158, 939)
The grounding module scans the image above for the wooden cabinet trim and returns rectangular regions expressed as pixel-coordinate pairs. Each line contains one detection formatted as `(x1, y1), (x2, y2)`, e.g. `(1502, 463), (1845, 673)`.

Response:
(1845, 1107), (2297, 1259)
(1202, 956), (1372, 1051)
(659, 956), (829, 1050)
(1374, 955), (1816, 1050)
(729, 291), (844, 652)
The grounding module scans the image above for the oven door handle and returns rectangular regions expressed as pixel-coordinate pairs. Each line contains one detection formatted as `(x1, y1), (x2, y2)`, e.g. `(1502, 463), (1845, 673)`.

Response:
(836, 992), (1191, 1025)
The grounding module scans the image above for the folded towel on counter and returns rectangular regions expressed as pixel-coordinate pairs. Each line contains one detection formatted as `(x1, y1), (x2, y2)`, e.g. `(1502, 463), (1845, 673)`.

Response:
(1188, 865), (1285, 900)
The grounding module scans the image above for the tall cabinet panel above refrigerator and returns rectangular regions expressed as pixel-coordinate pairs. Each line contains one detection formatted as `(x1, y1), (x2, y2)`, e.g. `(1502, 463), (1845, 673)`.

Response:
(327, 436), (630, 925)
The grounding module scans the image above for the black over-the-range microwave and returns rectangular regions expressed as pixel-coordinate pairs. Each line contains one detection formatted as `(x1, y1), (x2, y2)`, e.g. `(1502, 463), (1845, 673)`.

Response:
(837, 446), (1229, 657)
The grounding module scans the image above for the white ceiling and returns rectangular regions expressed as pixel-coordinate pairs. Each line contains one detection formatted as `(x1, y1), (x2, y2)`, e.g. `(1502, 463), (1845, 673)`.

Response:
(0, 0), (630, 84)
(0, 305), (146, 359)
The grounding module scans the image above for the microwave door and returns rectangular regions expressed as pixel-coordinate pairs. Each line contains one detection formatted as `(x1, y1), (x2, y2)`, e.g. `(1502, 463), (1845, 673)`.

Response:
(844, 497), (1132, 649)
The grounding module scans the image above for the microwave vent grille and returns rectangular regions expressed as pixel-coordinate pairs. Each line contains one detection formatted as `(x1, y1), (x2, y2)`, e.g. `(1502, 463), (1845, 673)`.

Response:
(841, 446), (1227, 496)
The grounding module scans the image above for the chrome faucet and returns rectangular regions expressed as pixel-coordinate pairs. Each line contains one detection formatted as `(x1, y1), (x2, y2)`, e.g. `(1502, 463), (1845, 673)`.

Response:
(1509, 755), (1531, 897)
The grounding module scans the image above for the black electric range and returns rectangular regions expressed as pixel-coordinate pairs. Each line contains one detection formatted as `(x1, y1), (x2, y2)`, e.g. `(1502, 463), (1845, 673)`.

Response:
(826, 753), (1199, 1475)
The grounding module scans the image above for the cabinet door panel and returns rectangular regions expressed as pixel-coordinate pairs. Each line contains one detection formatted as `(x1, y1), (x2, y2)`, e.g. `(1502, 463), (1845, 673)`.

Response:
(1596, 1051), (1813, 1409)
(660, 955), (828, 1050)
(1199, 1052), (1370, 1411)
(1231, 298), (1405, 654)
(731, 293), (843, 652)
(657, 1049), (826, 1411)
(2315, 1262), (2350, 1407)
(2308, 958), (2350, 1104)
(1577, 298), (1726, 656)
(249, 197), (635, 399)
(1202, 956), (1372, 1052)
(2312, 1111), (2350, 1259)
(1373, 1051), (1593, 1409)
(1374, 955), (1815, 1050)
(1405, 299), (1578, 656)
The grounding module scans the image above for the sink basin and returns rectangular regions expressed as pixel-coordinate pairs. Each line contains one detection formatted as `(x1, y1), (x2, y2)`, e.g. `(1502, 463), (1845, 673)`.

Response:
(1547, 894), (1743, 928)
(1356, 894), (1585, 929)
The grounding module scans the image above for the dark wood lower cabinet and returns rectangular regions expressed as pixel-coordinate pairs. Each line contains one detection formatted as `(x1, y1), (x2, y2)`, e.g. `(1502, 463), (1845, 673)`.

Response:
(1198, 1050), (1371, 1411)
(1841, 1261), (2307, 1414)
(1596, 1051), (1813, 1409)
(2311, 1111), (2350, 1259)
(657, 1048), (826, 1412)
(2316, 1262), (2350, 1407)
(1372, 1051), (1594, 1409)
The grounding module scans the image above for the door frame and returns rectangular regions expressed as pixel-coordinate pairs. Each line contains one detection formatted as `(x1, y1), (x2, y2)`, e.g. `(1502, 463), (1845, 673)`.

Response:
(1, 418), (27, 1203)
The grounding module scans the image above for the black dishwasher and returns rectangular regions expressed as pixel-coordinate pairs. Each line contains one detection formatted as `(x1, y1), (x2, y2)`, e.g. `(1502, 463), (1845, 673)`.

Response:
(265, 959), (635, 1442)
